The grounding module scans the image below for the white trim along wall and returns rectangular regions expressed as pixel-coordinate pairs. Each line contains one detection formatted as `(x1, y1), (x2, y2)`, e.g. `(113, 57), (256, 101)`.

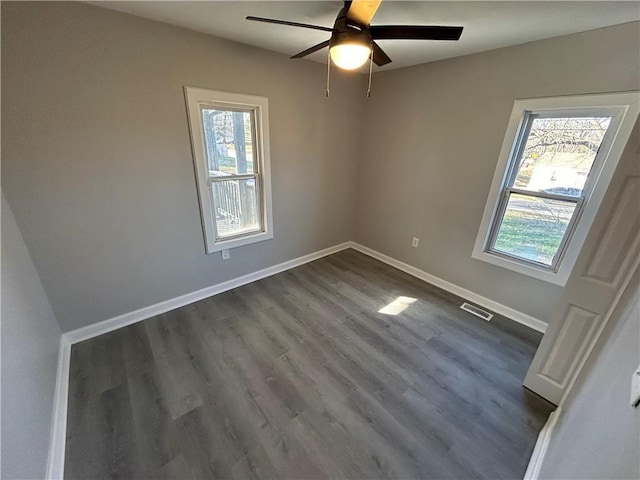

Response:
(523, 407), (562, 480)
(47, 241), (548, 478)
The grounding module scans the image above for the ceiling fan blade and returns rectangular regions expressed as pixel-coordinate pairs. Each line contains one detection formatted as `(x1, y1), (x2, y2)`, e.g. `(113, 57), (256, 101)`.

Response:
(346, 0), (382, 26)
(246, 16), (333, 33)
(291, 40), (331, 59)
(370, 25), (463, 41)
(371, 41), (392, 66)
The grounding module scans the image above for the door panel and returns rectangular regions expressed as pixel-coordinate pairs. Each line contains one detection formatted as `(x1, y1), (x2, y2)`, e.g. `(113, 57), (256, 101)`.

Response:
(538, 305), (600, 388)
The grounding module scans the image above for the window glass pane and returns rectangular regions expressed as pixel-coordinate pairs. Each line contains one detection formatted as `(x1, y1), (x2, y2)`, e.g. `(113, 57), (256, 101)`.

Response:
(513, 116), (611, 196)
(212, 178), (261, 239)
(201, 108), (255, 176)
(493, 193), (576, 266)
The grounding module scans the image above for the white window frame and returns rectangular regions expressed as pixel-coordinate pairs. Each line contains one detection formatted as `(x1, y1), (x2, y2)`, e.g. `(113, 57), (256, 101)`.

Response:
(184, 87), (273, 254)
(472, 92), (639, 286)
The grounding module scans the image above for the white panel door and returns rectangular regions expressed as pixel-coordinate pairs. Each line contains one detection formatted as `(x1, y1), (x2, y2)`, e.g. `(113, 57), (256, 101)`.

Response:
(524, 125), (639, 405)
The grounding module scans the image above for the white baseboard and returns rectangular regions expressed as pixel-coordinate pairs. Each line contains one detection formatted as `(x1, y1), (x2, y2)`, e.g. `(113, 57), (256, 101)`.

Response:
(46, 335), (71, 480)
(350, 242), (548, 333)
(65, 242), (352, 344)
(524, 407), (561, 479)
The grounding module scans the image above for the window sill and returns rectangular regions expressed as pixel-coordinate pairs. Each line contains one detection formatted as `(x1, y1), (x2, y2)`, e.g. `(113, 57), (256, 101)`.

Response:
(471, 249), (569, 286)
(206, 230), (273, 254)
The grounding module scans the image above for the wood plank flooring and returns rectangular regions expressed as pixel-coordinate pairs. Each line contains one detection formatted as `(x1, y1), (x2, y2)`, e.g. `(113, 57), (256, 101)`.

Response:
(64, 249), (554, 479)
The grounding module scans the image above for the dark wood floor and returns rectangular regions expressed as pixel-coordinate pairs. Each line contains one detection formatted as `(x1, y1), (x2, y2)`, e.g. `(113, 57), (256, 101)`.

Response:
(65, 249), (554, 479)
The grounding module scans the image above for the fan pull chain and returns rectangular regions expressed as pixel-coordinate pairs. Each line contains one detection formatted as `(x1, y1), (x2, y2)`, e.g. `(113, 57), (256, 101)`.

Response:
(367, 47), (374, 97)
(326, 48), (331, 97)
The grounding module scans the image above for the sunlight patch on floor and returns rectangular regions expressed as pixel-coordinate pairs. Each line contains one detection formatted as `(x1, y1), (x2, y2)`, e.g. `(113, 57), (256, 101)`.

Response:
(378, 296), (417, 315)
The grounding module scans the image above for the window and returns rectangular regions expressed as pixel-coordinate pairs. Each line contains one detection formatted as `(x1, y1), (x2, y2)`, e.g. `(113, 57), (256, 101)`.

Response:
(473, 92), (639, 286)
(184, 87), (273, 254)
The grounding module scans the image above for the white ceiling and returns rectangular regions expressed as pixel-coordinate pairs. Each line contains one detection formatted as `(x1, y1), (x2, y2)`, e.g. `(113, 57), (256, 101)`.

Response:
(93, 1), (640, 71)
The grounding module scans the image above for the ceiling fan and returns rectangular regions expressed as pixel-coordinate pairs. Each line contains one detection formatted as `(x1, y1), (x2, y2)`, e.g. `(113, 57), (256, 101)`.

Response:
(246, 0), (464, 72)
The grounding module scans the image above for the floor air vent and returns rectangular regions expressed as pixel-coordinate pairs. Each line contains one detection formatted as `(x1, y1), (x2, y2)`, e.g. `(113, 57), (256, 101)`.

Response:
(460, 302), (493, 321)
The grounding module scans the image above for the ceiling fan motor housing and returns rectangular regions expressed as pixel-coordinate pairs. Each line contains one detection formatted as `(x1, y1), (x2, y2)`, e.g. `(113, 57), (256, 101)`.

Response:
(330, 29), (372, 50)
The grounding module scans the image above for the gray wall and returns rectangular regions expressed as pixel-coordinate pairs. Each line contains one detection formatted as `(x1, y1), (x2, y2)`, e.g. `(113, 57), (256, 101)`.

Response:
(538, 270), (640, 479)
(354, 22), (640, 324)
(1, 1), (365, 331)
(2, 2), (638, 333)
(1, 195), (62, 479)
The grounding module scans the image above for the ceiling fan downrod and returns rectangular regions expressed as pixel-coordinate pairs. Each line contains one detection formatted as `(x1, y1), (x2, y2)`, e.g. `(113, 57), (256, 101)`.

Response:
(326, 49), (331, 97)
(367, 48), (374, 97)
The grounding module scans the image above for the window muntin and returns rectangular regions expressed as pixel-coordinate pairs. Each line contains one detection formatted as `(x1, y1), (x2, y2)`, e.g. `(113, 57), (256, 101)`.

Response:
(486, 114), (613, 269)
(184, 87), (273, 254)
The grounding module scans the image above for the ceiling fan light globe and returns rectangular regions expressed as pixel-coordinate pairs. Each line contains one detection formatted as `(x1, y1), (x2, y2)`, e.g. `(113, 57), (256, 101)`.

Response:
(329, 44), (371, 70)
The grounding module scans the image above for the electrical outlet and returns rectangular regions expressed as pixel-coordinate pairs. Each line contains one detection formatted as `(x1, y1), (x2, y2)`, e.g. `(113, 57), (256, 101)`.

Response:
(411, 237), (419, 248)
(221, 249), (230, 260)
